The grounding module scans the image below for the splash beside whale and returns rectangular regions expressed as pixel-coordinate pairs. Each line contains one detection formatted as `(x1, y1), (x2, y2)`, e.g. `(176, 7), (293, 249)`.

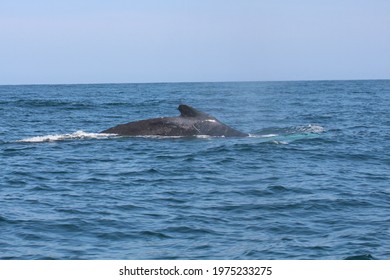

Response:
(101, 104), (248, 137)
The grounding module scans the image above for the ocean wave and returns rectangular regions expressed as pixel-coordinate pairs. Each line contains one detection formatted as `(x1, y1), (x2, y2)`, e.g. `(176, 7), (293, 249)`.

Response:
(14, 124), (325, 144)
(16, 131), (113, 143)
(247, 124), (325, 144)
(248, 133), (278, 138)
(253, 124), (325, 136)
(294, 124), (325, 134)
(14, 132), (218, 143)
(6, 99), (95, 109)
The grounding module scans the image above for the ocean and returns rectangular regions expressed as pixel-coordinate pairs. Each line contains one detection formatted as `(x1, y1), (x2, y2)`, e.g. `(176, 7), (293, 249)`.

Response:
(1, 80), (389, 259)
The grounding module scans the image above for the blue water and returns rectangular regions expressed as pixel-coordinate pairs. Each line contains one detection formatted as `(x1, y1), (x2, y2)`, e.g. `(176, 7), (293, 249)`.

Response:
(1, 80), (389, 259)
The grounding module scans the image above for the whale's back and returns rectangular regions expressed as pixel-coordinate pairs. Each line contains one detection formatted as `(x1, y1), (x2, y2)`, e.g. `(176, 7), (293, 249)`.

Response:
(101, 105), (248, 137)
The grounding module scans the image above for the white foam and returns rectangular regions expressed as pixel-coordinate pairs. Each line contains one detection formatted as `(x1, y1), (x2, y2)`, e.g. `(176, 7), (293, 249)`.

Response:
(297, 125), (325, 133)
(260, 134), (278, 138)
(16, 130), (113, 143)
(248, 133), (278, 138)
(271, 140), (289, 145)
(196, 135), (214, 139)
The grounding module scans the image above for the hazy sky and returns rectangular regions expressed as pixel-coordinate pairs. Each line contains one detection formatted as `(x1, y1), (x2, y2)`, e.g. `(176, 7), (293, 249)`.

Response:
(1, 0), (389, 84)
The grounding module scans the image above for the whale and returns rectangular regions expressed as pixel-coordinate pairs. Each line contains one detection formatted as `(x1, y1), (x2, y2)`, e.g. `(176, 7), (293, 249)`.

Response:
(101, 104), (248, 137)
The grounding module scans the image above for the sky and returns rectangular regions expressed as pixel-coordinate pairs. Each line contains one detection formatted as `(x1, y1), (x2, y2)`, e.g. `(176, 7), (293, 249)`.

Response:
(1, 0), (389, 85)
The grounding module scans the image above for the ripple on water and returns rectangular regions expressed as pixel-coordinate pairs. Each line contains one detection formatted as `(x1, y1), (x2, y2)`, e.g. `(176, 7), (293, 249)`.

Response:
(1, 81), (390, 259)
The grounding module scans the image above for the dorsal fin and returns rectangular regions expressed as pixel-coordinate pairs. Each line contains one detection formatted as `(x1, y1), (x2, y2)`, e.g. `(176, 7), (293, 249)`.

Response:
(178, 104), (213, 118)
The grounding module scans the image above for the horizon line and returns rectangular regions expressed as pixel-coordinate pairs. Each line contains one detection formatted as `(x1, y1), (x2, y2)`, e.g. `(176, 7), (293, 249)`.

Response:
(1, 78), (389, 87)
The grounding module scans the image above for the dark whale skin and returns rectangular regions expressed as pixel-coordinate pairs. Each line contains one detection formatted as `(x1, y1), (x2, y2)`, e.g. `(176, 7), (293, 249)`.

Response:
(101, 104), (248, 137)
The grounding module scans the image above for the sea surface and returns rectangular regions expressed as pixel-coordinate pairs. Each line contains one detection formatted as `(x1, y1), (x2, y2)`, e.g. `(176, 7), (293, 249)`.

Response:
(1, 80), (389, 259)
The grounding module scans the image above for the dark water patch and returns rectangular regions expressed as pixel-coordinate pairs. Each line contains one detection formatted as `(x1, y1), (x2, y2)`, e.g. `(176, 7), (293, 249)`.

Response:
(332, 198), (374, 209)
(29, 185), (55, 191)
(96, 231), (139, 240)
(243, 249), (272, 259)
(115, 204), (148, 211)
(0, 215), (11, 224)
(139, 231), (172, 239)
(207, 202), (298, 214)
(303, 200), (336, 212)
(267, 185), (289, 193)
(334, 152), (384, 162)
(2, 144), (38, 153)
(19, 233), (46, 241)
(51, 222), (86, 233)
(7, 99), (95, 110)
(344, 254), (376, 260)
(237, 187), (274, 197)
(54, 207), (90, 216)
(163, 226), (219, 236)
